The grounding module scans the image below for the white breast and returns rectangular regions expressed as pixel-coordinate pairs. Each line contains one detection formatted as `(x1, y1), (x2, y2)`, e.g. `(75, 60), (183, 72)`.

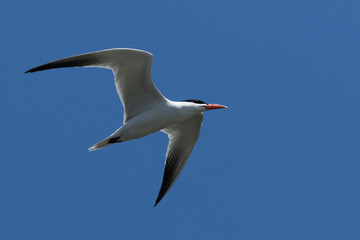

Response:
(117, 104), (185, 141)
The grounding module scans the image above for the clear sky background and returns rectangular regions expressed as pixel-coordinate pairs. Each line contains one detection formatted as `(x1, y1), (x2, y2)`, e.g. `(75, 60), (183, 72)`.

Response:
(1, 0), (360, 239)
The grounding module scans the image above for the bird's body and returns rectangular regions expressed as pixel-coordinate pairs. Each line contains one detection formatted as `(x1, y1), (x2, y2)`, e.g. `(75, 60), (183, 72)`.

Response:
(26, 48), (226, 206)
(90, 100), (203, 150)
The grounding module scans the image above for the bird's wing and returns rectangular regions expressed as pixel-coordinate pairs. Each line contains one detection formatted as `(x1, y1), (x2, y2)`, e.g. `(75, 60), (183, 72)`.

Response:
(26, 48), (166, 122)
(155, 114), (204, 206)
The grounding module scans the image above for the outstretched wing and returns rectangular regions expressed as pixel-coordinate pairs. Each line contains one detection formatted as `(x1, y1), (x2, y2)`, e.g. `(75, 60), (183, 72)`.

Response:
(155, 114), (204, 206)
(26, 48), (166, 122)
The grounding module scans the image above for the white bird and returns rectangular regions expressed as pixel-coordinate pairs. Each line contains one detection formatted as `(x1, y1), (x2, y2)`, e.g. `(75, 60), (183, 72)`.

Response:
(25, 48), (227, 206)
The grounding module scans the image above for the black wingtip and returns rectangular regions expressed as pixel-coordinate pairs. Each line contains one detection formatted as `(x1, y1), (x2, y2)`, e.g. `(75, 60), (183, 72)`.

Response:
(25, 68), (37, 74)
(24, 66), (48, 74)
(154, 198), (161, 207)
(154, 190), (167, 207)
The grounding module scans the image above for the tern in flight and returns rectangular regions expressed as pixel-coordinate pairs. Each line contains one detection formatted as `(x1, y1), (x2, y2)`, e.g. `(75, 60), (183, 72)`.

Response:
(26, 48), (227, 206)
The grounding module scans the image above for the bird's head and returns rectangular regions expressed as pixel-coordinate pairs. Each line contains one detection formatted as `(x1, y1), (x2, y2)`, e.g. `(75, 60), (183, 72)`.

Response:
(182, 99), (227, 112)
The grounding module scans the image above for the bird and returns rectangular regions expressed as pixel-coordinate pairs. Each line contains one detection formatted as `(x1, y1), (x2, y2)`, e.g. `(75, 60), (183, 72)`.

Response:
(25, 48), (227, 206)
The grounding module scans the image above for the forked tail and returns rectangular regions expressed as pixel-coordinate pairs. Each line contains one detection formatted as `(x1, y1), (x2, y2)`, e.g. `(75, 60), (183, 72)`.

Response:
(88, 136), (122, 151)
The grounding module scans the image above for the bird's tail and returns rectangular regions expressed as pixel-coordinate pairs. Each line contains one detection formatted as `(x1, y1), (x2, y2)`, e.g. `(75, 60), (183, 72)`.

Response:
(88, 136), (122, 151)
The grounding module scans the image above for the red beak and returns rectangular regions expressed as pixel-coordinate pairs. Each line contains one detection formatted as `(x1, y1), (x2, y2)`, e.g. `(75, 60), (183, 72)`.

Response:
(204, 104), (228, 110)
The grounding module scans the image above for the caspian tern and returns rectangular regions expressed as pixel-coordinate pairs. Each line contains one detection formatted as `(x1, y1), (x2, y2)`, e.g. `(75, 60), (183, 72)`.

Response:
(25, 48), (227, 206)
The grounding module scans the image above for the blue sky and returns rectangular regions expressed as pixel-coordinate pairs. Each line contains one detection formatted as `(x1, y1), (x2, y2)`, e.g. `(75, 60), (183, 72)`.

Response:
(1, 0), (360, 239)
